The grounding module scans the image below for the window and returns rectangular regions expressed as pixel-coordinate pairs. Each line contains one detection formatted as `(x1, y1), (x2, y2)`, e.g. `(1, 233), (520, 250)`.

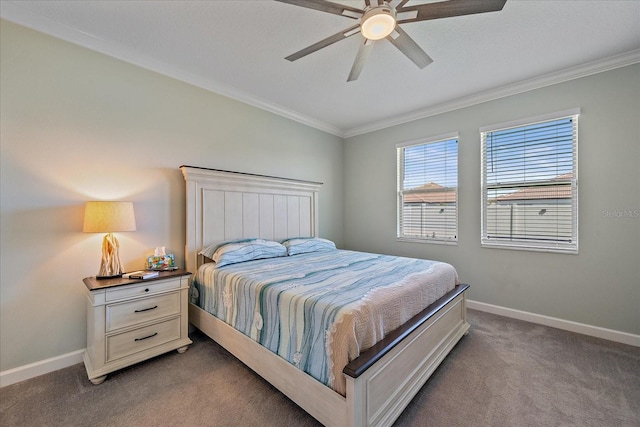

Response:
(481, 109), (579, 253)
(397, 133), (458, 244)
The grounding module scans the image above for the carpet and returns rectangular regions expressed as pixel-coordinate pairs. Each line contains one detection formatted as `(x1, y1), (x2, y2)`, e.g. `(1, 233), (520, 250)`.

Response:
(1, 309), (638, 426)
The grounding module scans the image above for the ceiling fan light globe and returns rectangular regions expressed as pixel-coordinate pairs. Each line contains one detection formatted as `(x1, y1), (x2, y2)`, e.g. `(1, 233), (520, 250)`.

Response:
(361, 9), (396, 41)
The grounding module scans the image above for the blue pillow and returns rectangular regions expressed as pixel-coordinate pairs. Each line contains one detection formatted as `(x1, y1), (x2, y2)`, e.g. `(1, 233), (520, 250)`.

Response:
(281, 237), (337, 256)
(200, 238), (286, 267)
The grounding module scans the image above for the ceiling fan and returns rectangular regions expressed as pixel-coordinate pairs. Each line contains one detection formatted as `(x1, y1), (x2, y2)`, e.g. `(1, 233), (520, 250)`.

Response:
(275, 0), (507, 81)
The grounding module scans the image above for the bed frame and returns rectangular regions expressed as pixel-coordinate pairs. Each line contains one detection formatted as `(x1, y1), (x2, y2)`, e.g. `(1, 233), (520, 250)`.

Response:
(181, 165), (470, 427)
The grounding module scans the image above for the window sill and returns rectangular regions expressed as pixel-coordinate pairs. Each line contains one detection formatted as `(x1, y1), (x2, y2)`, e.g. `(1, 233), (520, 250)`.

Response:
(481, 241), (578, 254)
(397, 237), (458, 246)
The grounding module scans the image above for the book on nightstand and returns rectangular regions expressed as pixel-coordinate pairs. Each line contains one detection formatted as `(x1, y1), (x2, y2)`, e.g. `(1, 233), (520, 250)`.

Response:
(123, 270), (159, 280)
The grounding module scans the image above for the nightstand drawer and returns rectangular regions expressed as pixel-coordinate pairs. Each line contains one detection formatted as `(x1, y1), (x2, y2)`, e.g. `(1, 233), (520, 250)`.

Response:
(106, 317), (181, 362)
(105, 279), (181, 302)
(106, 292), (180, 331)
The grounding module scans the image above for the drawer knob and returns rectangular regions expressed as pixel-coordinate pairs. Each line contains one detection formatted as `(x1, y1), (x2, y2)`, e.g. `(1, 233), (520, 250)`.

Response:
(144, 288), (150, 292)
(134, 305), (158, 313)
(134, 332), (158, 342)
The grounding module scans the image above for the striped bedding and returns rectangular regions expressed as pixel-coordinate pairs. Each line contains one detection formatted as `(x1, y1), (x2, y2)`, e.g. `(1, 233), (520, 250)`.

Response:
(193, 249), (458, 395)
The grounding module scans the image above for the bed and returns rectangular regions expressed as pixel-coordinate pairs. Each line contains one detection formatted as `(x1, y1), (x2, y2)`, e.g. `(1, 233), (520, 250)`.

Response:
(181, 166), (470, 427)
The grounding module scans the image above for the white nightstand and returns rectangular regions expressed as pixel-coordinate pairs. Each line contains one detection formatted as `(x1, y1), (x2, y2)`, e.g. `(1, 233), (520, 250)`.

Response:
(82, 270), (193, 384)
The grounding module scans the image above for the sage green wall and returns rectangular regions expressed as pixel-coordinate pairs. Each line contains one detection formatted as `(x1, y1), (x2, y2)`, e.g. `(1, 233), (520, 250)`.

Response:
(344, 64), (640, 335)
(2, 17), (638, 375)
(0, 20), (343, 371)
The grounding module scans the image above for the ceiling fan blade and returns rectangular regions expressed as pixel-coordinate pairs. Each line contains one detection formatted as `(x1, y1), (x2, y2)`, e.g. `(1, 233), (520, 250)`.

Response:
(386, 25), (433, 69)
(347, 38), (375, 82)
(285, 24), (361, 62)
(274, 0), (363, 19)
(397, 0), (507, 24)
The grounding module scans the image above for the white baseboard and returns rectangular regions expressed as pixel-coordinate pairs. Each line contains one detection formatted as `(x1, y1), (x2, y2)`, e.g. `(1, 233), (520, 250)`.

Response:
(2, 301), (638, 387)
(467, 299), (640, 347)
(0, 349), (84, 388)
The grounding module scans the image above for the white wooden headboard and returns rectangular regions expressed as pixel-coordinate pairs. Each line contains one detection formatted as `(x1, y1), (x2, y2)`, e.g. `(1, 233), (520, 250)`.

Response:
(180, 166), (322, 274)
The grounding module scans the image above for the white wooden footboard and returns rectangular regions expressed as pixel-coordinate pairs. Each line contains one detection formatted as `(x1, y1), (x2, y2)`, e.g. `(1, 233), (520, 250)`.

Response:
(189, 286), (469, 427)
(345, 289), (469, 426)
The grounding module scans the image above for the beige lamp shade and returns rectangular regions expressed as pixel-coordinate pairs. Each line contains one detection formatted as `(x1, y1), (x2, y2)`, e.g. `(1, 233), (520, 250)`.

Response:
(83, 201), (136, 233)
(83, 201), (136, 279)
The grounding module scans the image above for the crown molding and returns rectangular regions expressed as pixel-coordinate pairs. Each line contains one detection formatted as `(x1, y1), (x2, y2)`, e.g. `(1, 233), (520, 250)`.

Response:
(343, 49), (640, 138)
(2, 2), (637, 140)
(0, 2), (344, 138)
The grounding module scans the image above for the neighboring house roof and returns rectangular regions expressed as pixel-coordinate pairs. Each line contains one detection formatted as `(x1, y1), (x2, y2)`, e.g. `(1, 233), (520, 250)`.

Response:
(403, 182), (456, 204)
(494, 174), (573, 202)
(495, 186), (572, 201)
(404, 174), (573, 204)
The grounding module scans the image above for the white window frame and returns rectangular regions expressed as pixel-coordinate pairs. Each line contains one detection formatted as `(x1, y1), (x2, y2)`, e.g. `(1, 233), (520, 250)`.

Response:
(397, 132), (459, 245)
(480, 108), (580, 254)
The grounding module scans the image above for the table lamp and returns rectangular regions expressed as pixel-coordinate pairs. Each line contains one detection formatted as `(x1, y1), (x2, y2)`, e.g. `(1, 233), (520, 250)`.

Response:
(83, 201), (136, 279)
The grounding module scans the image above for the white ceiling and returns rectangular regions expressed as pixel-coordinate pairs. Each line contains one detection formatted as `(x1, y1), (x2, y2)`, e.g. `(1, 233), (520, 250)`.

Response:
(2, 1), (639, 137)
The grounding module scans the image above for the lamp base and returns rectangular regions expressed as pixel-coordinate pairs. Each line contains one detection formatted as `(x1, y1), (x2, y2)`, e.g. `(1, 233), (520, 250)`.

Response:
(96, 273), (124, 280)
(96, 232), (126, 279)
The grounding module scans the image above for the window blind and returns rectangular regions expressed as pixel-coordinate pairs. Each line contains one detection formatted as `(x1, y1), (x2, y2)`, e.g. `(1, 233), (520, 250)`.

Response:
(397, 135), (458, 243)
(481, 109), (579, 253)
